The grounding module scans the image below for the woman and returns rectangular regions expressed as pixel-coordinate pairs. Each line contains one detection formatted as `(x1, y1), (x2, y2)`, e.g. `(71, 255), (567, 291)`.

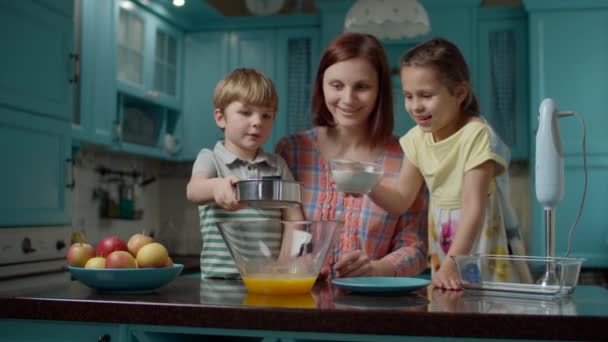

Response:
(276, 33), (428, 278)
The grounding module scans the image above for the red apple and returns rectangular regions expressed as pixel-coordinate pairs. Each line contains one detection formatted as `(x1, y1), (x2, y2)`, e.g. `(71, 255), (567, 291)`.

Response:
(66, 243), (96, 267)
(97, 236), (128, 257)
(84, 257), (106, 269)
(136, 242), (169, 268)
(105, 251), (137, 269)
(127, 233), (155, 257)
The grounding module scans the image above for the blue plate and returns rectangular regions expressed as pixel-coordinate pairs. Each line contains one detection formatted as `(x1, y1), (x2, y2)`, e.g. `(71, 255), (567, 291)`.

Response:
(68, 264), (184, 293)
(331, 277), (430, 294)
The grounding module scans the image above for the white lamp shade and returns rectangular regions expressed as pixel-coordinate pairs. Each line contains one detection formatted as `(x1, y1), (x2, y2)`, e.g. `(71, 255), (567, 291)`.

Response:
(344, 0), (431, 40)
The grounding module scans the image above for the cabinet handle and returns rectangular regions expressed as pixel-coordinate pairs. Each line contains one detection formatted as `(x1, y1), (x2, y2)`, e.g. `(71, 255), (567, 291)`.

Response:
(114, 121), (122, 142)
(146, 90), (159, 98)
(66, 158), (75, 189)
(98, 334), (111, 342)
(68, 53), (80, 83)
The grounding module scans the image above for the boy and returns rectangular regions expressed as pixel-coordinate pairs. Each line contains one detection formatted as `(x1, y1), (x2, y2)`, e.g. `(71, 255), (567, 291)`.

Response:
(186, 68), (302, 278)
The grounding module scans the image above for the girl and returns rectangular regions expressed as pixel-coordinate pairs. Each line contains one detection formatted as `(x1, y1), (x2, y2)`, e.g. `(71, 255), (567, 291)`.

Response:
(369, 37), (526, 290)
(276, 33), (428, 278)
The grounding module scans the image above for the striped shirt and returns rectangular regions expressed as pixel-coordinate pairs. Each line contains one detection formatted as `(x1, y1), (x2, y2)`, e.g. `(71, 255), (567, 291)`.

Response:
(198, 206), (281, 278)
(275, 129), (429, 277)
(193, 141), (294, 278)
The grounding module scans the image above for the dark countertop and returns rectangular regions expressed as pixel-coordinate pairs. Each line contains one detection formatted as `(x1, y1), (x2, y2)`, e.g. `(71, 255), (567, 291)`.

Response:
(1, 274), (608, 341)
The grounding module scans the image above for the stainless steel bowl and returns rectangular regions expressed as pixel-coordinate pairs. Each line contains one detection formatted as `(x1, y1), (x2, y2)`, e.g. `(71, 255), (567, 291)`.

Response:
(235, 179), (302, 208)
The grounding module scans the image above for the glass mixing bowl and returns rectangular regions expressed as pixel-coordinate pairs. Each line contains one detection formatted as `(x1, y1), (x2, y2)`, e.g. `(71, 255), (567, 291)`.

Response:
(216, 220), (343, 295)
(329, 159), (384, 194)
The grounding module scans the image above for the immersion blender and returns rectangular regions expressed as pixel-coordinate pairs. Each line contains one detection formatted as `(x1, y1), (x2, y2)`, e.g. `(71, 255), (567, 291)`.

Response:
(535, 98), (573, 286)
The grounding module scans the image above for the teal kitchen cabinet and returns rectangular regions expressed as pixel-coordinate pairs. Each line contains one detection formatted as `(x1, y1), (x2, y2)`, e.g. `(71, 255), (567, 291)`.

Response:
(116, 0), (183, 110)
(180, 31), (229, 159)
(0, 0), (74, 122)
(73, 0), (117, 146)
(0, 0), (72, 226)
(524, 0), (608, 266)
(0, 107), (71, 226)
(180, 25), (320, 159)
(114, 1), (185, 159)
(477, 7), (529, 160)
(1, 319), (125, 342)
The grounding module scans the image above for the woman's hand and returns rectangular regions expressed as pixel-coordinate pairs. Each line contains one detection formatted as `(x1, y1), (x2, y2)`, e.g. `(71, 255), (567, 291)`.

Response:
(333, 250), (393, 278)
(432, 257), (462, 290)
(213, 176), (245, 211)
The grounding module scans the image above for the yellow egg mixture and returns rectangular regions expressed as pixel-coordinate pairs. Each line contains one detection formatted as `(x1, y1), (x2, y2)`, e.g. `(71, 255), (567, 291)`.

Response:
(243, 293), (316, 308)
(242, 273), (317, 295)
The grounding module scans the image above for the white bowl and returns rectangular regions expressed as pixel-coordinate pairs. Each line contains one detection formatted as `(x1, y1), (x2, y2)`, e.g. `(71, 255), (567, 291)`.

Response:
(329, 159), (384, 194)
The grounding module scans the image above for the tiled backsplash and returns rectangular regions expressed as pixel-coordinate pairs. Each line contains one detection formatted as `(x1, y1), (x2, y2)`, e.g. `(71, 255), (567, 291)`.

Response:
(71, 147), (533, 257)
(71, 147), (201, 256)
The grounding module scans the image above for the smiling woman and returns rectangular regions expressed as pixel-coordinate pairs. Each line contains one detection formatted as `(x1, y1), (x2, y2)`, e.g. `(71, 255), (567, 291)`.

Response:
(275, 32), (429, 279)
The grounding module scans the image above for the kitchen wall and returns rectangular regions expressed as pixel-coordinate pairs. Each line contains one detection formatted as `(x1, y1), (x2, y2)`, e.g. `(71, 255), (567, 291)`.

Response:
(71, 146), (201, 256)
(71, 147), (532, 257)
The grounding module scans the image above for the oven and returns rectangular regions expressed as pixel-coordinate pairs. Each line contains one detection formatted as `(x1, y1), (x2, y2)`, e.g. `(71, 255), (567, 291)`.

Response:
(0, 226), (72, 294)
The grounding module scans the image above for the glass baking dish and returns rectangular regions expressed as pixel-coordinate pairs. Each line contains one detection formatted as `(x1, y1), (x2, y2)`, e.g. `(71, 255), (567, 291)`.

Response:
(452, 254), (585, 298)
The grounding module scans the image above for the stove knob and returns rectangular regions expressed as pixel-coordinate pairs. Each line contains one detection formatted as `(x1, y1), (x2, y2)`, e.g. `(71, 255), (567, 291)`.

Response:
(56, 240), (66, 250)
(21, 237), (36, 254)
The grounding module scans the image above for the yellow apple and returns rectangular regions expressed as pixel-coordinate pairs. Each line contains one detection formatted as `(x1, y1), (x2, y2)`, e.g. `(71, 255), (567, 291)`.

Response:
(136, 242), (169, 268)
(105, 251), (137, 269)
(84, 257), (106, 269)
(66, 243), (96, 267)
(127, 233), (155, 257)
(164, 257), (174, 268)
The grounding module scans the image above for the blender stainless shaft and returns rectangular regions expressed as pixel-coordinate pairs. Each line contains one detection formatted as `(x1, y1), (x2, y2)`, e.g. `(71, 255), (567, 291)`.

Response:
(538, 208), (558, 286)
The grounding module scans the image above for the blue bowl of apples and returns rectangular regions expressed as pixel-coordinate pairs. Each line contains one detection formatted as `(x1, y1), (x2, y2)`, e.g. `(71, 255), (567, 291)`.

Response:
(67, 234), (184, 293)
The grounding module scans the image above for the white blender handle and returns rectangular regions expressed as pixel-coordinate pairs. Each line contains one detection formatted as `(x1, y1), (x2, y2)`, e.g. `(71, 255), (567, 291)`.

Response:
(535, 98), (564, 210)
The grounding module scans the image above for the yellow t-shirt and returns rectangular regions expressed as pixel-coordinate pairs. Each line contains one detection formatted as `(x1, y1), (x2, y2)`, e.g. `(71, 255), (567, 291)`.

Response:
(399, 121), (506, 210)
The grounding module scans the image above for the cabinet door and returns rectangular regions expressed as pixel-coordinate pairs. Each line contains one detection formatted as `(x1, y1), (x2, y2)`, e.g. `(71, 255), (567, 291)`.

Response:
(0, 319), (122, 342)
(527, 7), (608, 266)
(0, 107), (71, 226)
(116, 2), (182, 110)
(181, 31), (229, 159)
(0, 0), (73, 122)
(151, 17), (182, 108)
(116, 2), (146, 91)
(273, 28), (320, 151)
(229, 29), (276, 79)
(74, 0), (117, 146)
(478, 16), (529, 160)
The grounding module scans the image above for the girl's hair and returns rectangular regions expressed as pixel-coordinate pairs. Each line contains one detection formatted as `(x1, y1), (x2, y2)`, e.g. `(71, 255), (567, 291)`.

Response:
(400, 37), (479, 116)
(311, 32), (393, 147)
(213, 68), (278, 113)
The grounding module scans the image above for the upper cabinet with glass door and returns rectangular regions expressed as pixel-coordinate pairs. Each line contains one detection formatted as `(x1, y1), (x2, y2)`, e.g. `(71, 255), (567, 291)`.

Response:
(116, 1), (182, 109)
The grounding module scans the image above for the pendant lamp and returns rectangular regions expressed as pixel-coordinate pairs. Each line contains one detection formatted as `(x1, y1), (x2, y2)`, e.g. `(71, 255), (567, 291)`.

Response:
(344, 0), (431, 40)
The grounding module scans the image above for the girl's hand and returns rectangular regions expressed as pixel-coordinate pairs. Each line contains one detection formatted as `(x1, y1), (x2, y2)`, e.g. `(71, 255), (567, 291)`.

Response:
(213, 176), (245, 211)
(432, 258), (462, 290)
(333, 250), (375, 278)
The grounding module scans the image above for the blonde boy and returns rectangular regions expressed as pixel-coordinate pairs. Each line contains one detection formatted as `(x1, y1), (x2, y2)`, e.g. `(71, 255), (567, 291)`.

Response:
(186, 68), (301, 278)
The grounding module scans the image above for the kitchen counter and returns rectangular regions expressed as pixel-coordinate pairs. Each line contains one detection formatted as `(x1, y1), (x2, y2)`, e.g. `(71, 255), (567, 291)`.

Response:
(1, 275), (608, 341)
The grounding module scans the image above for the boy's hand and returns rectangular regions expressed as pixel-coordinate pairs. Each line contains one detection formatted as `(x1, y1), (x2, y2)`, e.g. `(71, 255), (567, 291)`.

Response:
(432, 257), (462, 290)
(213, 176), (245, 211)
